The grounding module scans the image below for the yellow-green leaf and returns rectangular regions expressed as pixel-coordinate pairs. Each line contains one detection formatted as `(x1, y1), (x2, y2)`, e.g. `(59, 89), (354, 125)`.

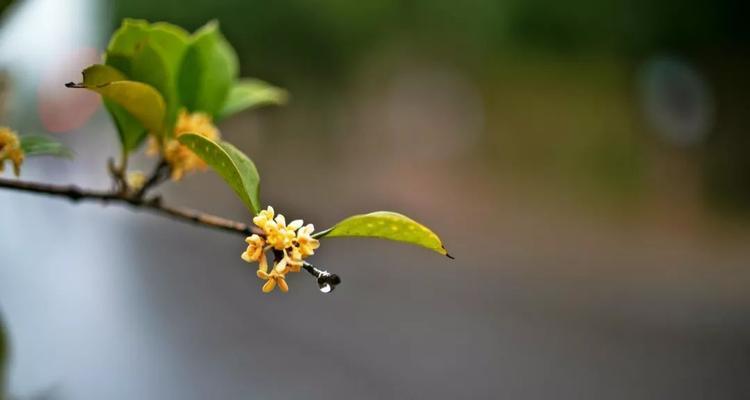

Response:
(105, 19), (190, 135)
(315, 211), (451, 257)
(72, 64), (166, 134)
(218, 78), (288, 120)
(177, 133), (260, 214)
(104, 100), (148, 151)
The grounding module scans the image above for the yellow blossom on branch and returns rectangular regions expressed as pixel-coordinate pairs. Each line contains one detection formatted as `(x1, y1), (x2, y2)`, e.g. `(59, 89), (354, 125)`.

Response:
(264, 213), (301, 250)
(241, 234), (268, 271)
(126, 170), (146, 191)
(149, 110), (220, 181)
(257, 268), (289, 293)
(252, 206), (276, 231)
(243, 206), (322, 293)
(293, 224), (320, 258)
(0, 127), (24, 177)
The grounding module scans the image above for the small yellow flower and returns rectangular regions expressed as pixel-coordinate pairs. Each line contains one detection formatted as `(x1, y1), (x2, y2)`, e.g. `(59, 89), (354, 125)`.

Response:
(241, 234), (268, 271)
(126, 171), (146, 191)
(294, 224), (320, 258)
(252, 206), (275, 231)
(149, 109), (220, 181)
(0, 127), (24, 177)
(257, 268), (289, 293)
(280, 225), (319, 273)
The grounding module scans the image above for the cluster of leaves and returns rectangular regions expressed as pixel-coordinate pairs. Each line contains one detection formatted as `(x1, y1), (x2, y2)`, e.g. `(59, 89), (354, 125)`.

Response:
(70, 20), (449, 268)
(73, 19), (287, 153)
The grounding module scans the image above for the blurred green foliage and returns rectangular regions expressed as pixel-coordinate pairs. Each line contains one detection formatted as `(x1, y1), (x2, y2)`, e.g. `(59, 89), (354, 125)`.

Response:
(0, 0), (12, 17)
(113, 0), (745, 81)
(76, 19), (285, 154)
(112, 0), (750, 213)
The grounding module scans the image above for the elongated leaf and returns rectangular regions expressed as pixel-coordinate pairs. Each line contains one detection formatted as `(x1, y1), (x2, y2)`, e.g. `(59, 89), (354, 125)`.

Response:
(19, 135), (73, 158)
(219, 79), (288, 120)
(74, 64), (165, 135)
(106, 19), (189, 134)
(178, 21), (237, 117)
(177, 133), (260, 214)
(315, 211), (450, 257)
(129, 42), (175, 131)
(82, 63), (125, 85)
(129, 43), (170, 106)
(69, 64), (149, 151)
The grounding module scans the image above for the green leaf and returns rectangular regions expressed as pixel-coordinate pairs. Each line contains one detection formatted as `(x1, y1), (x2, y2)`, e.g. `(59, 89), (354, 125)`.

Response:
(129, 43), (170, 107)
(141, 21), (191, 78)
(315, 211), (451, 257)
(177, 21), (238, 117)
(104, 101), (148, 151)
(105, 19), (189, 79)
(177, 133), (260, 214)
(74, 64), (166, 136)
(129, 42), (174, 131)
(105, 19), (190, 136)
(68, 63), (149, 151)
(19, 135), (73, 158)
(218, 78), (288, 120)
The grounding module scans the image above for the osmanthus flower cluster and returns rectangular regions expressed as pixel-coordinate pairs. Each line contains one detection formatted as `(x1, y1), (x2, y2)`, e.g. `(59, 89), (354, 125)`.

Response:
(241, 207), (320, 292)
(0, 127), (71, 177)
(149, 110), (220, 181)
(2, 19), (451, 295)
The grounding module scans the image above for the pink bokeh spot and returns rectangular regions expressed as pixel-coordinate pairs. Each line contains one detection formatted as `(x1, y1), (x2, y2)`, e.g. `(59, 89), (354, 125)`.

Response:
(37, 47), (102, 133)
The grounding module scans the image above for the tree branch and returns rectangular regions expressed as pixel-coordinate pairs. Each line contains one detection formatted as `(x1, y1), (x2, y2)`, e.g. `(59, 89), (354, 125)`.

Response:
(0, 177), (341, 291)
(0, 177), (262, 236)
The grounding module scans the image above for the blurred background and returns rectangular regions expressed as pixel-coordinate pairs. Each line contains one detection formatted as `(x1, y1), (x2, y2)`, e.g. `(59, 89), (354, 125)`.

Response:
(1, 0), (749, 398)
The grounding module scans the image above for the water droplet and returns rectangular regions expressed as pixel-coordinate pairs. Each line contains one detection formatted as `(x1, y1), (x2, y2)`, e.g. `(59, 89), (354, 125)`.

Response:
(319, 283), (333, 293)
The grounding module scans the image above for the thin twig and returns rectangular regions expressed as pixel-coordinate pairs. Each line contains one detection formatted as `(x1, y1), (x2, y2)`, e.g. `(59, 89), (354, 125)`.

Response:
(135, 159), (170, 199)
(0, 177), (262, 236)
(107, 157), (128, 194)
(303, 262), (341, 292)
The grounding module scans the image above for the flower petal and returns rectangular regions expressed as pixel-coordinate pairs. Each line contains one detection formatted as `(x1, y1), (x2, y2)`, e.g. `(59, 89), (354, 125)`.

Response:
(277, 277), (289, 292)
(258, 253), (269, 273)
(275, 257), (288, 273)
(262, 279), (276, 293)
(300, 224), (314, 235)
(288, 219), (303, 231)
(274, 214), (286, 226)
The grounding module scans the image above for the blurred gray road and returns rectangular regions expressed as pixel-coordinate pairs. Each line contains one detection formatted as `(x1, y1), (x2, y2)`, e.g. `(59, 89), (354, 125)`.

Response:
(1, 117), (749, 399)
